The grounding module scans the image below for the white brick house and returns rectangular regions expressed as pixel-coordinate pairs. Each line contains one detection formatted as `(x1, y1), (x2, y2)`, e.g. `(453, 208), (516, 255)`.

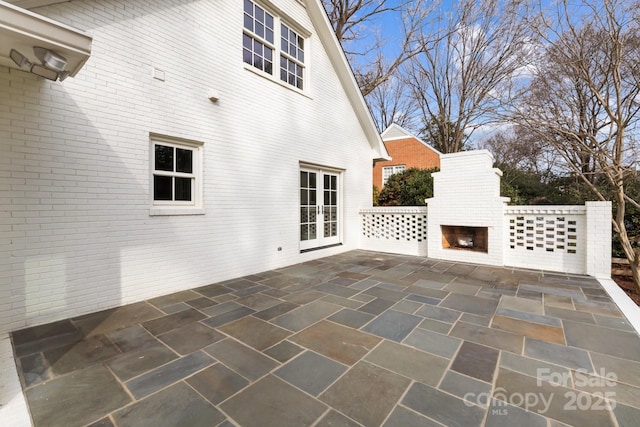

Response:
(0, 0), (388, 333)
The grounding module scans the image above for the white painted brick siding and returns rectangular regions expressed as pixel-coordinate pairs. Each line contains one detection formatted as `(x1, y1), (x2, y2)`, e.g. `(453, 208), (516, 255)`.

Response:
(1, 0), (376, 332)
(426, 150), (508, 266)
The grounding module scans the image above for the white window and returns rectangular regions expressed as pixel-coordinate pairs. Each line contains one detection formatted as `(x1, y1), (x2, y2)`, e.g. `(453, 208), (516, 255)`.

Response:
(382, 165), (406, 185)
(243, 0), (306, 90)
(150, 135), (203, 215)
(242, 0), (274, 74)
(280, 23), (304, 89)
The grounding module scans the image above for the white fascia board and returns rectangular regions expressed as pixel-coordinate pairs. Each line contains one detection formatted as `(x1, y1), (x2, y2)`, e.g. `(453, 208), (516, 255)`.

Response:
(0, 0), (92, 77)
(304, 0), (390, 161)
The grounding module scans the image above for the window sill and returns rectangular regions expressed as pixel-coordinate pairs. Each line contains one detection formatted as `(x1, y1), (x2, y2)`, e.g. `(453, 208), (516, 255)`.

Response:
(243, 64), (312, 100)
(149, 207), (205, 216)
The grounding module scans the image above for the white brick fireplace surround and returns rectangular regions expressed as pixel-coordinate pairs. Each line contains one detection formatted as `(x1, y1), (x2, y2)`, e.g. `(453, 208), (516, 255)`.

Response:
(426, 150), (510, 266)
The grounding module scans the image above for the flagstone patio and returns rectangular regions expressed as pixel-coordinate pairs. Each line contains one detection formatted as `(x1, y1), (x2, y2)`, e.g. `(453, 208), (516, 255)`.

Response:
(10, 250), (640, 427)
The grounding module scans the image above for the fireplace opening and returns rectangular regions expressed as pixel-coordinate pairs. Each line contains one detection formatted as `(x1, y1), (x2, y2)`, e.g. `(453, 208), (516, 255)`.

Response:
(441, 225), (488, 253)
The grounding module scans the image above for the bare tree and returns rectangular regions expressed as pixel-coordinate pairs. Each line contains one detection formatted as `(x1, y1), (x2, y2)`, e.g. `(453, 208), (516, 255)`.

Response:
(322, 0), (431, 96)
(366, 75), (418, 132)
(405, 0), (533, 153)
(511, 0), (640, 291)
(480, 126), (559, 181)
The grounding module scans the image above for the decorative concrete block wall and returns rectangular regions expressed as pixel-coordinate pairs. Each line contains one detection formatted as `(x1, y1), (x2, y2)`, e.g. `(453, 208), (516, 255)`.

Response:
(359, 207), (428, 256)
(503, 206), (587, 274)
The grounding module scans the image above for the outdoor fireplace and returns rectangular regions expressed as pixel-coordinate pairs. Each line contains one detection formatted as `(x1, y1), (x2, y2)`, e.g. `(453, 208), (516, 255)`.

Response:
(426, 150), (509, 266)
(441, 225), (488, 253)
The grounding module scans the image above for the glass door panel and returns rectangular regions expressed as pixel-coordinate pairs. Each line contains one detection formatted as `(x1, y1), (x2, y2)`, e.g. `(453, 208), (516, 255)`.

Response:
(300, 168), (340, 250)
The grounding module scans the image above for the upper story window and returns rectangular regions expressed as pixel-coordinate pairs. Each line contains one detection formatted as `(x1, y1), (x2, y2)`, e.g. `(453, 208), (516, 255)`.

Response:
(280, 24), (304, 89)
(150, 135), (204, 215)
(243, 0), (274, 74)
(382, 165), (406, 186)
(243, 0), (306, 90)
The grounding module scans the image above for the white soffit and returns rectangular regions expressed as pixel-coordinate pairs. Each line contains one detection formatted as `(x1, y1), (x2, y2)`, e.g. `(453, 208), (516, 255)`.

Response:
(0, 0), (92, 77)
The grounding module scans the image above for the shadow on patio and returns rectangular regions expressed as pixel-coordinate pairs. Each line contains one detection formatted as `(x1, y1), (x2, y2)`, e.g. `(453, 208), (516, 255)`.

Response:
(11, 250), (640, 427)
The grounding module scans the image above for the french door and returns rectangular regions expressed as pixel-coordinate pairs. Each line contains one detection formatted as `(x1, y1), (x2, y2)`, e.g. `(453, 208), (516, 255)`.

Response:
(300, 167), (340, 250)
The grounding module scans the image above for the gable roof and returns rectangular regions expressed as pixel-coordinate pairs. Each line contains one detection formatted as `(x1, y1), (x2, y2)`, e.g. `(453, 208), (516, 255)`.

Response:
(304, 0), (388, 160)
(381, 123), (442, 156)
(5, 0), (389, 160)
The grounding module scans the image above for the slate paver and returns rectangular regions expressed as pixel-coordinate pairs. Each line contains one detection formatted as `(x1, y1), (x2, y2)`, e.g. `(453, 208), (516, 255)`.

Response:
(26, 365), (131, 427)
(186, 363), (249, 405)
(440, 293), (499, 317)
(449, 321), (524, 353)
(114, 382), (224, 427)
(320, 361), (411, 426)
(218, 316), (291, 351)
(403, 327), (461, 358)
(204, 338), (278, 381)
(563, 320), (640, 361)
(450, 340), (499, 383)
(402, 381), (486, 427)
(44, 334), (121, 376)
(107, 342), (177, 381)
(439, 370), (492, 403)
(221, 375), (327, 427)
(290, 320), (381, 365)
(275, 351), (347, 396)
(124, 351), (213, 399)
(364, 340), (449, 386)
(271, 300), (342, 332)
(361, 309), (422, 342)
(158, 322), (225, 354)
(142, 308), (206, 336)
(523, 337), (593, 372)
(383, 406), (442, 426)
(328, 308), (376, 329)
(493, 368), (615, 427)
(491, 315), (565, 344)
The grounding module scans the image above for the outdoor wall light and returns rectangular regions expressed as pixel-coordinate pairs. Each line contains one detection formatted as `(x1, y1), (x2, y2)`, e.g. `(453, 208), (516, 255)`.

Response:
(10, 47), (69, 81)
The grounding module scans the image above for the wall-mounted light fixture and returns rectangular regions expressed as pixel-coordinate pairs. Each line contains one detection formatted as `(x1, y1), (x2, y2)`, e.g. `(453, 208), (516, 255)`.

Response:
(10, 46), (69, 81)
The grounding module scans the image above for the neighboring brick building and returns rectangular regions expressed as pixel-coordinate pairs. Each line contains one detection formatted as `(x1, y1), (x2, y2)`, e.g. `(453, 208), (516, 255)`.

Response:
(373, 124), (441, 189)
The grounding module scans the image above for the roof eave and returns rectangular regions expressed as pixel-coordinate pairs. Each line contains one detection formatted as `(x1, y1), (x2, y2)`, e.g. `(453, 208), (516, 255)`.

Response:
(0, 0), (92, 78)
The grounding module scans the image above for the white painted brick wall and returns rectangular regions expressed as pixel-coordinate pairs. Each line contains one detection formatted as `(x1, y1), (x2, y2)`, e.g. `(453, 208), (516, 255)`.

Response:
(1, 0), (377, 332)
(585, 201), (612, 278)
(426, 150), (508, 266)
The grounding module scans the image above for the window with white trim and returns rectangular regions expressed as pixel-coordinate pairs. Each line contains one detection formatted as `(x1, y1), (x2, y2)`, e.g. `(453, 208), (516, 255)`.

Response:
(280, 23), (304, 89)
(243, 0), (306, 90)
(242, 0), (274, 74)
(382, 165), (406, 185)
(151, 136), (203, 213)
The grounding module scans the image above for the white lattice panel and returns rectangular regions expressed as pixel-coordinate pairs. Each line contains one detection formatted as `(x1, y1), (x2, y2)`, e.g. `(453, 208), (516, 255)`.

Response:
(359, 208), (428, 256)
(362, 212), (426, 241)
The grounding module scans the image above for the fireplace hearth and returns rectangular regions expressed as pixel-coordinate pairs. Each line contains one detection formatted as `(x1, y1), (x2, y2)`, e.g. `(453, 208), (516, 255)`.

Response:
(441, 225), (488, 253)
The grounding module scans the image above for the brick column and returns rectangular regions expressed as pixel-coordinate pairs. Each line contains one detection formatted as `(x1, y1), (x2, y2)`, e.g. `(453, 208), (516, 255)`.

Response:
(585, 201), (612, 278)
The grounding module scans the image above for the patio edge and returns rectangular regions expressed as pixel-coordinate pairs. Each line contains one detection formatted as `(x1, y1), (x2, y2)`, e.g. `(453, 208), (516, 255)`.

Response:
(598, 278), (640, 334)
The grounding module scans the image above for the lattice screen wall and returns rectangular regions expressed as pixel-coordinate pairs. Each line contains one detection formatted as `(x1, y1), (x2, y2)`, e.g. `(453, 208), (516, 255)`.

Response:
(361, 211), (427, 242)
(507, 215), (580, 254)
(360, 207), (427, 242)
